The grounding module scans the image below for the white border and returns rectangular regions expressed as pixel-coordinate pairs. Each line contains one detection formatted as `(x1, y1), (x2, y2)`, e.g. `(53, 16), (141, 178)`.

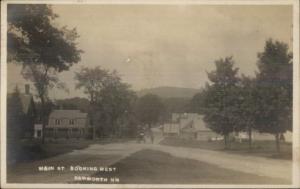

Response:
(1, 1), (8, 189)
(1, 0), (299, 188)
(0, 0), (298, 5)
(292, 0), (300, 187)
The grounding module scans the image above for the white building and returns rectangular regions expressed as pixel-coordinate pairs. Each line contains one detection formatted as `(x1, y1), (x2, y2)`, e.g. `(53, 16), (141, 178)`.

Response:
(45, 110), (90, 139)
(34, 124), (43, 139)
(163, 113), (220, 140)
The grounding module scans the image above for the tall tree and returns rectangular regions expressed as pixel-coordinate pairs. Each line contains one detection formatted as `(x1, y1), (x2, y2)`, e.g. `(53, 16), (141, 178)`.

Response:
(201, 57), (240, 149)
(255, 39), (292, 152)
(75, 67), (136, 138)
(234, 75), (258, 150)
(7, 5), (82, 143)
(98, 81), (136, 137)
(135, 94), (165, 129)
(74, 67), (111, 139)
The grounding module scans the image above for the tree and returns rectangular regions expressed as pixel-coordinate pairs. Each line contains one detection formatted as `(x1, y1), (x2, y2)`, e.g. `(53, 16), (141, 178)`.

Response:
(190, 90), (206, 114)
(75, 67), (110, 139)
(75, 67), (136, 138)
(200, 57), (240, 149)
(234, 76), (258, 150)
(97, 79), (136, 137)
(255, 39), (292, 152)
(7, 86), (24, 163)
(135, 94), (165, 129)
(7, 5), (82, 143)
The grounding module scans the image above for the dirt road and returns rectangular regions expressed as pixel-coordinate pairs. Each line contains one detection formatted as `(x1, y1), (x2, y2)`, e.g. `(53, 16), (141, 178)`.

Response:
(7, 135), (292, 184)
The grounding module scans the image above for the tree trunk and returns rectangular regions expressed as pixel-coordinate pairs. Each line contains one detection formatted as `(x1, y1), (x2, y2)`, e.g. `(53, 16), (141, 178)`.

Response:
(92, 123), (96, 140)
(248, 126), (252, 150)
(224, 134), (228, 149)
(90, 104), (96, 140)
(41, 97), (46, 144)
(275, 133), (280, 153)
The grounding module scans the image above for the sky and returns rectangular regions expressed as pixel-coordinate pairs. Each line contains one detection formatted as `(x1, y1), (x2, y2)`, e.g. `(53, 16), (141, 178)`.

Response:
(7, 4), (293, 99)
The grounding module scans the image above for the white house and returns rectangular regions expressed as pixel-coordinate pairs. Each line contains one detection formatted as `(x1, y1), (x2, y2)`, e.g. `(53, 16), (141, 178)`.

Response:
(163, 113), (220, 140)
(45, 109), (90, 139)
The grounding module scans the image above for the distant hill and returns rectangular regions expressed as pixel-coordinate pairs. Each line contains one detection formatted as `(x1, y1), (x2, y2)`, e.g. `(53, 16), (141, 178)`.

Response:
(137, 86), (201, 99)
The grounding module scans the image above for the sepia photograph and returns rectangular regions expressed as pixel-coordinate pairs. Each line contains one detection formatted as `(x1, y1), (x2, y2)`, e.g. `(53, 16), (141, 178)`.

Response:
(1, 0), (299, 188)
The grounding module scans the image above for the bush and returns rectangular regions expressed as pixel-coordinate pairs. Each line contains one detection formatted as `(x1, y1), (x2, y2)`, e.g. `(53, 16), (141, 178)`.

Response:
(14, 140), (47, 162)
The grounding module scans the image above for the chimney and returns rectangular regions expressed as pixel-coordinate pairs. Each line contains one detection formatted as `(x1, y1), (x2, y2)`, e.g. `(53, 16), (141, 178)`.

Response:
(25, 84), (30, 95)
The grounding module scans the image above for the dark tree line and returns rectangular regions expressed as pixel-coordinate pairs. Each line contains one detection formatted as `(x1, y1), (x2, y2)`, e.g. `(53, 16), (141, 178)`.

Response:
(191, 39), (292, 152)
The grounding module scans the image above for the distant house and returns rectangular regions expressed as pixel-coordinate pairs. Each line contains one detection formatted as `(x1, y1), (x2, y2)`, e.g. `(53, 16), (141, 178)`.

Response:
(178, 113), (220, 141)
(45, 109), (90, 139)
(7, 84), (36, 138)
(162, 113), (181, 136)
(162, 123), (180, 136)
(163, 113), (220, 141)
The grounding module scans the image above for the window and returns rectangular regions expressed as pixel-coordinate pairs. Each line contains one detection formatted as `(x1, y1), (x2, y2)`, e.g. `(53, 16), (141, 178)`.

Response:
(55, 119), (61, 125)
(69, 119), (75, 125)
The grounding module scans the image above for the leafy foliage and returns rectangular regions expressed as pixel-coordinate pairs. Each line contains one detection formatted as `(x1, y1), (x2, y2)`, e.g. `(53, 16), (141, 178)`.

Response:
(75, 67), (137, 137)
(255, 39), (293, 133)
(135, 94), (166, 128)
(7, 87), (24, 138)
(254, 39), (293, 152)
(194, 57), (240, 148)
(75, 67), (114, 103)
(8, 4), (82, 70)
(191, 40), (292, 151)
(190, 91), (206, 114)
(7, 87), (24, 163)
(7, 4), (82, 143)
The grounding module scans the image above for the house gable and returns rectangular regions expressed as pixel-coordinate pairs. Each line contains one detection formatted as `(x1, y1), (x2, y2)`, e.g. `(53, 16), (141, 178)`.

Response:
(47, 109), (88, 129)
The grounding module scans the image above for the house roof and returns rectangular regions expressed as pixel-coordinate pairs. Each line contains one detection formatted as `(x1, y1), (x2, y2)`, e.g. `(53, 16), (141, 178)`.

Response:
(49, 110), (88, 119)
(178, 113), (211, 132)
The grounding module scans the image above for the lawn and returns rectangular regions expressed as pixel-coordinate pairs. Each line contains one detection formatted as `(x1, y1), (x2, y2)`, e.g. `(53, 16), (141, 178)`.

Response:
(160, 137), (292, 160)
(43, 137), (132, 158)
(9, 139), (93, 163)
(6, 138), (132, 183)
(11, 137), (133, 163)
(91, 149), (288, 184)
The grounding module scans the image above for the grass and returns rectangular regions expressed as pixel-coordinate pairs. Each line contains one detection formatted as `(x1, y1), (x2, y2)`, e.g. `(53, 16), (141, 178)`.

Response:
(7, 137), (131, 183)
(9, 139), (93, 163)
(43, 137), (132, 157)
(10, 137), (133, 163)
(7, 151), (121, 183)
(160, 137), (292, 160)
(90, 149), (289, 184)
